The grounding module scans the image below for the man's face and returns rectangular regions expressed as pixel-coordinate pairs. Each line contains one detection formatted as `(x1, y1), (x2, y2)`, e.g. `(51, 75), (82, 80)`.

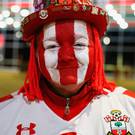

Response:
(38, 20), (94, 93)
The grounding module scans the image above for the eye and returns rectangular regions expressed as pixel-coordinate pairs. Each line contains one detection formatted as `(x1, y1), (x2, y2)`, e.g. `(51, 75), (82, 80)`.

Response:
(43, 40), (60, 51)
(73, 43), (88, 50)
(46, 45), (59, 50)
(74, 44), (86, 47)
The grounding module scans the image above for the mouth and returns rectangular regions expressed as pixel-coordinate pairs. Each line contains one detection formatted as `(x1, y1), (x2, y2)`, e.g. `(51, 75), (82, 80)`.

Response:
(48, 64), (85, 70)
(56, 66), (79, 70)
(56, 63), (85, 70)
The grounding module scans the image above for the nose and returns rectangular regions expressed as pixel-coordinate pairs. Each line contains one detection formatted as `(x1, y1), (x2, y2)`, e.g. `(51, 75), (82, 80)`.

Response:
(57, 44), (78, 69)
(59, 45), (75, 61)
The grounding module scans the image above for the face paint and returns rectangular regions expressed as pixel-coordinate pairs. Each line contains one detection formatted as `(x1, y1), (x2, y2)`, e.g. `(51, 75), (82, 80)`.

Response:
(38, 20), (94, 91)
(74, 20), (90, 84)
(56, 20), (78, 85)
(43, 22), (60, 84)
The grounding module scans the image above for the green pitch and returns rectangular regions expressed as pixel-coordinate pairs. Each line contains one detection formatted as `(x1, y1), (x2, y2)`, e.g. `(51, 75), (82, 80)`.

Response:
(0, 70), (25, 97)
(0, 70), (135, 97)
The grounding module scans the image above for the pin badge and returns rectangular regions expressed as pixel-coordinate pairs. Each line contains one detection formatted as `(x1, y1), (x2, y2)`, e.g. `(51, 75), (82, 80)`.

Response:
(39, 10), (48, 19)
(82, 5), (87, 11)
(63, 6), (71, 10)
(73, 4), (80, 11)
(100, 9), (106, 16)
(91, 7), (98, 15)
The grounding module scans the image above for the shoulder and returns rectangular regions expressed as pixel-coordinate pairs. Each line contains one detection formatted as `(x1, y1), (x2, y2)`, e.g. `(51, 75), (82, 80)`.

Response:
(99, 87), (135, 114)
(102, 87), (135, 111)
(122, 89), (135, 99)
(104, 86), (135, 99)
(0, 92), (25, 111)
(0, 91), (20, 102)
(0, 94), (14, 103)
(0, 92), (16, 109)
(113, 87), (135, 100)
(102, 87), (135, 108)
(0, 91), (43, 113)
(0, 92), (30, 132)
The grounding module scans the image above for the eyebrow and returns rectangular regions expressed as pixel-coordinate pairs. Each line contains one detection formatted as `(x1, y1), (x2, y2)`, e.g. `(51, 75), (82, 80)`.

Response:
(75, 34), (88, 39)
(43, 34), (88, 42)
(43, 37), (56, 42)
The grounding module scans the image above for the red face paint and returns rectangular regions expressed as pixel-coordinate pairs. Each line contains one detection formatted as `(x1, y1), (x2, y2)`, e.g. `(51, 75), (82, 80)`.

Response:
(56, 21), (78, 85)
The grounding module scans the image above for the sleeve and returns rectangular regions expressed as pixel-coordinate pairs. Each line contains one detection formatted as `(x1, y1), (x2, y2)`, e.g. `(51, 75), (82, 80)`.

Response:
(0, 94), (14, 110)
(0, 91), (18, 110)
(122, 89), (135, 111)
(0, 94), (13, 102)
(114, 87), (135, 108)
(123, 90), (135, 99)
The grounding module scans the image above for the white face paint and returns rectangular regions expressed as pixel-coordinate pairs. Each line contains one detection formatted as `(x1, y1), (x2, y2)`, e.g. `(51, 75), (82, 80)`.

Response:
(42, 20), (90, 86)
(43, 22), (60, 84)
(74, 20), (89, 84)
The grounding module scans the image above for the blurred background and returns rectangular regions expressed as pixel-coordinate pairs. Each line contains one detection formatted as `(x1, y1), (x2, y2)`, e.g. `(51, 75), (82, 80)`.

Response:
(0, 0), (135, 97)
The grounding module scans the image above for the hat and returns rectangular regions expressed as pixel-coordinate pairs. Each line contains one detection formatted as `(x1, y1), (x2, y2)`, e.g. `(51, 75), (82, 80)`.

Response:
(21, 0), (109, 41)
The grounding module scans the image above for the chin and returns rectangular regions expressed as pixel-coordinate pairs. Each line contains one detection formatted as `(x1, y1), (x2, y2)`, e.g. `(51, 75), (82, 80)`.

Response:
(50, 80), (85, 96)
(63, 83), (83, 88)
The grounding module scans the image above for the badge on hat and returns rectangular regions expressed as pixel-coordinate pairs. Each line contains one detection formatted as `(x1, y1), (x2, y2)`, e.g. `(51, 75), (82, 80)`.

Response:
(39, 10), (48, 19)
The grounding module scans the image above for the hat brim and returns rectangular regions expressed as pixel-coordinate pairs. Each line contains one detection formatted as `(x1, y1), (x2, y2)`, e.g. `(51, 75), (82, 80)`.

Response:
(21, 4), (109, 41)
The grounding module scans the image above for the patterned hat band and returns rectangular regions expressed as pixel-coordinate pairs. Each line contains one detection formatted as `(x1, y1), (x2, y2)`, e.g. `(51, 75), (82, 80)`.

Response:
(33, 0), (92, 11)
(22, 0), (108, 41)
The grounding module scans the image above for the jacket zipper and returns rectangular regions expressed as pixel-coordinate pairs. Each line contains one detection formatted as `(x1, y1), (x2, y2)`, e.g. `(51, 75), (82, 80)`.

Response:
(65, 98), (70, 115)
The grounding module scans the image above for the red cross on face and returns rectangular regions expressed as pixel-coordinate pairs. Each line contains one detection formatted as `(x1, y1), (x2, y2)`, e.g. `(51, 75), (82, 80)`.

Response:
(16, 123), (36, 135)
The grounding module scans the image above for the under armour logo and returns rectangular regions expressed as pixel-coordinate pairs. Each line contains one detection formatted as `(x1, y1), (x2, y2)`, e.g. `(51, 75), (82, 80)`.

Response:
(16, 123), (36, 135)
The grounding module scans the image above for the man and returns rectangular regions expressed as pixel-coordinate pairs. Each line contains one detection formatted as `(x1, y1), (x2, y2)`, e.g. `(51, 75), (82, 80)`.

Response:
(0, 0), (135, 134)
